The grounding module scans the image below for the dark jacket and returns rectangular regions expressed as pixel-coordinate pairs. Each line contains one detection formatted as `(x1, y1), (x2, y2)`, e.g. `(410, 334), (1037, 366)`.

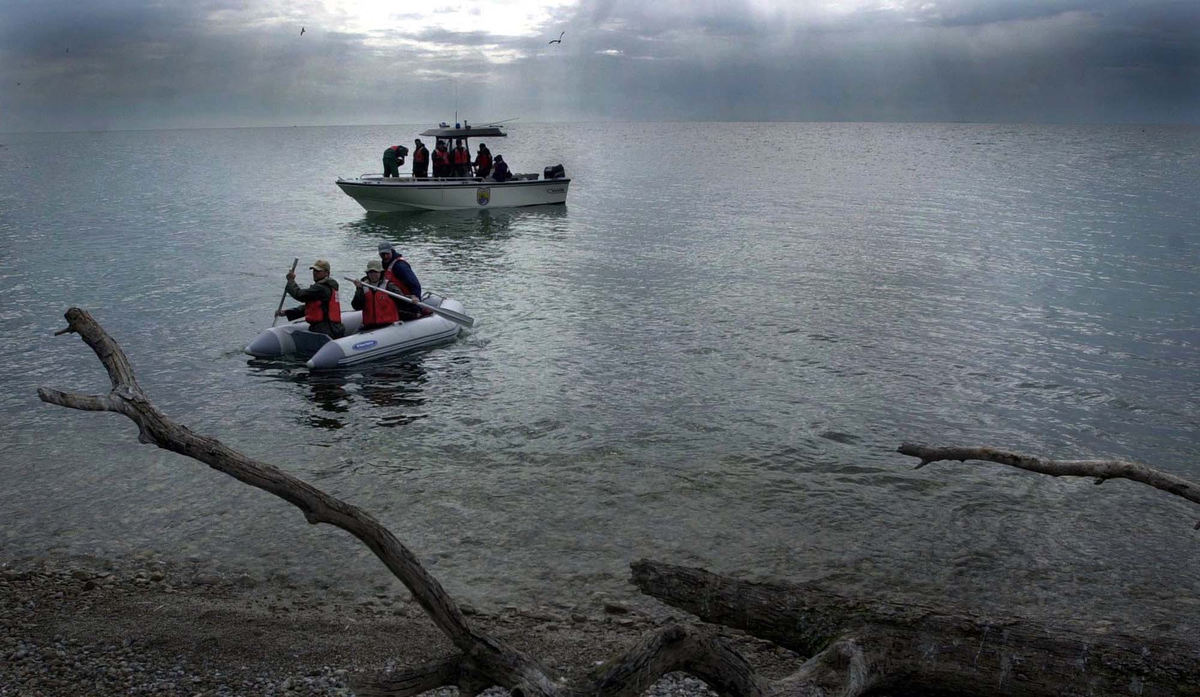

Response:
(383, 145), (406, 164)
(381, 255), (424, 320)
(491, 159), (511, 182)
(283, 277), (345, 338)
(383, 256), (422, 298)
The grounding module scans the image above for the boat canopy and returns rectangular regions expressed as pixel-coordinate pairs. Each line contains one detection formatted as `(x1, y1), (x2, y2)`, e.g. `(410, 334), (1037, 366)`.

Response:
(420, 125), (506, 139)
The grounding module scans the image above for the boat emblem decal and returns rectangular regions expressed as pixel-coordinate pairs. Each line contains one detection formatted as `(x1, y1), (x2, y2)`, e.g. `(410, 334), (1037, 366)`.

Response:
(476, 187), (491, 206)
(352, 339), (378, 351)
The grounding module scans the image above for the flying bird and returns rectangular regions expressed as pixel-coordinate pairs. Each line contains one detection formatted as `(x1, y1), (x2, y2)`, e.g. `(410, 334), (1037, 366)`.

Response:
(548, 31), (563, 45)
(300, 27), (306, 36)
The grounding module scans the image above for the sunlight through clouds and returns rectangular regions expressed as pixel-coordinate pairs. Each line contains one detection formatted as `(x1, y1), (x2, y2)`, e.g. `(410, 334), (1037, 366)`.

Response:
(322, 0), (576, 38)
(0, 0), (1195, 129)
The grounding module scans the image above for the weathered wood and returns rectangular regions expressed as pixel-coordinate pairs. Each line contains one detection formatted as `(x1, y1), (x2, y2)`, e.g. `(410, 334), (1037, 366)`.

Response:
(632, 560), (1200, 697)
(39, 308), (772, 697)
(353, 656), (468, 697)
(42, 308), (1196, 697)
(40, 308), (558, 697)
(587, 625), (769, 697)
(897, 442), (1200, 527)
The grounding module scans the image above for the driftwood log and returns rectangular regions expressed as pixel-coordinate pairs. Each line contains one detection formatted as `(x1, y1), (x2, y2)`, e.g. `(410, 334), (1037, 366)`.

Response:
(897, 443), (1200, 528)
(38, 308), (1200, 697)
(633, 560), (1200, 697)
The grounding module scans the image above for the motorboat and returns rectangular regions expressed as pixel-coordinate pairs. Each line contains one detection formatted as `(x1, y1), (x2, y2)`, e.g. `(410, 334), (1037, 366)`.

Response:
(336, 122), (570, 212)
(244, 294), (468, 370)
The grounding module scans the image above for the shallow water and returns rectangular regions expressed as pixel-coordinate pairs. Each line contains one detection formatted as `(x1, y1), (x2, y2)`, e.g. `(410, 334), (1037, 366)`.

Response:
(1, 122), (1197, 622)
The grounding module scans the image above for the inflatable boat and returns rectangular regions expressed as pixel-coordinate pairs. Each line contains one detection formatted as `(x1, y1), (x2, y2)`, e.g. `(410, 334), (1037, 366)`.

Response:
(244, 294), (468, 370)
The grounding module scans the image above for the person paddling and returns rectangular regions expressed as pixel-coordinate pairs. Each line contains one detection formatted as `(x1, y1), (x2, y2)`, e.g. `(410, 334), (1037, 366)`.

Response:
(276, 259), (346, 338)
(351, 259), (405, 331)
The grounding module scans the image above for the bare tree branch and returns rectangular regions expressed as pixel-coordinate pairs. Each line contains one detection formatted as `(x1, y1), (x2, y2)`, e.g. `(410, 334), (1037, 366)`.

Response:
(588, 625), (769, 697)
(39, 308), (558, 697)
(38, 308), (777, 697)
(897, 443), (1200, 527)
(41, 308), (1195, 696)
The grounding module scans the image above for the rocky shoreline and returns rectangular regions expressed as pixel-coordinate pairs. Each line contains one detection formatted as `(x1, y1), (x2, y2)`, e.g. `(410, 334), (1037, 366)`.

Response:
(1, 554), (798, 696)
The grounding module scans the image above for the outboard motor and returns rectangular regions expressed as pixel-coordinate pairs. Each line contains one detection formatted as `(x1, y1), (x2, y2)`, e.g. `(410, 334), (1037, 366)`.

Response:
(543, 164), (566, 180)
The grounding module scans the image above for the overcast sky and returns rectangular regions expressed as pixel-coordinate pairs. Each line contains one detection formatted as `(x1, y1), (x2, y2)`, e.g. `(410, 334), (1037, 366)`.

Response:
(1, 0), (1197, 132)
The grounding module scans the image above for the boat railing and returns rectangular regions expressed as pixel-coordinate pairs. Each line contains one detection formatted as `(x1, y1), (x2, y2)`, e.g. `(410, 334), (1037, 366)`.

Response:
(348, 173), (553, 183)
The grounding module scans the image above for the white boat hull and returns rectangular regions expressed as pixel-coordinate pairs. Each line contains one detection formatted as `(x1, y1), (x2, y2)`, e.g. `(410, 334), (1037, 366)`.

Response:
(336, 176), (570, 212)
(244, 298), (466, 369)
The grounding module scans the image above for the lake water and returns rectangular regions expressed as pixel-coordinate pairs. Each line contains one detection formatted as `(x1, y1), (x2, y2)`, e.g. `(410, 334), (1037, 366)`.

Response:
(0, 122), (1197, 625)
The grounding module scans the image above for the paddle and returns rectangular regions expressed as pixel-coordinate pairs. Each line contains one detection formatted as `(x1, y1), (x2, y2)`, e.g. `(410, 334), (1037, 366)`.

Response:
(343, 277), (474, 328)
(271, 258), (299, 327)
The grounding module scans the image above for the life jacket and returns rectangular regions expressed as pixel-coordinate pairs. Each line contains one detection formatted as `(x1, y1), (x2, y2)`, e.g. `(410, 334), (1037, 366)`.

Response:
(414, 146), (429, 164)
(453, 147), (470, 165)
(361, 282), (400, 326)
(475, 152), (491, 170)
(304, 280), (342, 324)
(433, 148), (449, 166)
(382, 257), (415, 296)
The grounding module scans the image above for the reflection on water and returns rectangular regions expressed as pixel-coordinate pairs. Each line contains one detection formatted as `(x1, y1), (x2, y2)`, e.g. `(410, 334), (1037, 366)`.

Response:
(340, 205), (568, 246)
(246, 355), (431, 430)
(3, 123), (1197, 624)
(339, 205), (570, 276)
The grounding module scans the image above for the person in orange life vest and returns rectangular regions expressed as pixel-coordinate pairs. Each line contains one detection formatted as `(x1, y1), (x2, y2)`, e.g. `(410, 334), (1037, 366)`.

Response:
(411, 139), (429, 178)
(277, 259), (346, 337)
(382, 145), (407, 177)
(350, 259), (405, 330)
(490, 155), (511, 182)
(432, 140), (451, 177)
(451, 138), (471, 177)
(473, 142), (492, 179)
(377, 241), (424, 320)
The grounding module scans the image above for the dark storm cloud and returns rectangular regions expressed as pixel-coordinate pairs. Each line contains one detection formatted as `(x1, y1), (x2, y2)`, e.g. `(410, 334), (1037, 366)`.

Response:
(0, 0), (1196, 131)
(541, 0), (1199, 123)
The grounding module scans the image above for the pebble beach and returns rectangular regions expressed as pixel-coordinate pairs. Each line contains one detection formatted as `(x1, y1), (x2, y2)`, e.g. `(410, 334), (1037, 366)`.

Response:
(0, 554), (796, 696)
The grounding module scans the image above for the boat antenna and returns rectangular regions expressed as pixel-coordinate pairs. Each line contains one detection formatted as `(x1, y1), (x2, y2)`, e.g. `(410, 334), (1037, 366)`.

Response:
(485, 117), (520, 126)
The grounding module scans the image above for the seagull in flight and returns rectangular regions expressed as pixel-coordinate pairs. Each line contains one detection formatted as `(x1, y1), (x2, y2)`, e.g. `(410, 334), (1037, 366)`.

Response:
(300, 27), (306, 36)
(548, 31), (563, 45)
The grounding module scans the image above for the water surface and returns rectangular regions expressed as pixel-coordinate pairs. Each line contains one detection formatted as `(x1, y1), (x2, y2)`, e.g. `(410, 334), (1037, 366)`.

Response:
(1, 122), (1197, 626)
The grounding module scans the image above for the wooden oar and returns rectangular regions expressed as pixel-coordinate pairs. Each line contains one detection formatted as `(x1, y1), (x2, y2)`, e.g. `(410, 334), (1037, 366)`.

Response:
(343, 277), (474, 328)
(271, 258), (299, 327)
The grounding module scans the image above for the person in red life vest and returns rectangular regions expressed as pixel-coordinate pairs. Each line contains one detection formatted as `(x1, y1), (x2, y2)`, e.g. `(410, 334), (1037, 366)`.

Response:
(382, 145), (407, 177)
(411, 139), (429, 178)
(490, 154), (512, 182)
(377, 242), (425, 320)
(432, 140), (451, 177)
(451, 138), (471, 177)
(277, 259), (346, 337)
(473, 142), (492, 179)
(350, 259), (405, 330)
